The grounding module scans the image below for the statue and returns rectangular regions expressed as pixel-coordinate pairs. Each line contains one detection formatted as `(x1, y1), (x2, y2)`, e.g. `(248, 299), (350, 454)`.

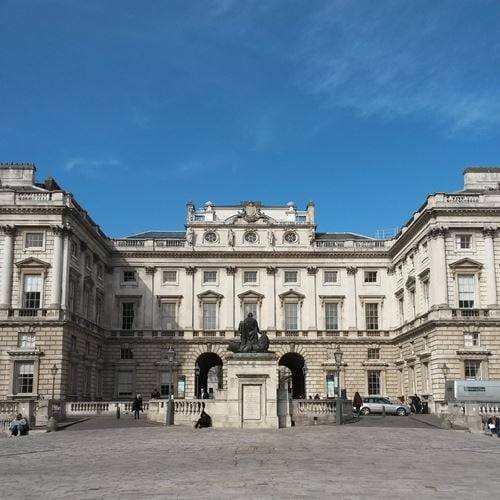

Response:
(227, 312), (270, 353)
(228, 229), (235, 247)
(186, 227), (194, 246)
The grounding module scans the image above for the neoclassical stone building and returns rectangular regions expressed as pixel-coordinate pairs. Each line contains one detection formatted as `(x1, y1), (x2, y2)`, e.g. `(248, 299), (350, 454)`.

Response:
(1, 163), (500, 413)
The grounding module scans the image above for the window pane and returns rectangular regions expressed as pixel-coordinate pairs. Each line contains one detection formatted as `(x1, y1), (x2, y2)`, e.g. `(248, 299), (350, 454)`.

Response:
(162, 303), (177, 330)
(163, 271), (177, 283)
(122, 303), (135, 330)
(203, 271), (217, 283)
(364, 271), (378, 283)
(284, 271), (297, 283)
(244, 271), (257, 283)
(365, 303), (379, 330)
(367, 348), (380, 360)
(325, 303), (338, 330)
(243, 302), (257, 321)
(464, 360), (480, 380)
(324, 271), (338, 284)
(25, 232), (44, 248)
(367, 370), (381, 395)
(23, 274), (42, 310)
(458, 274), (475, 308)
(118, 371), (133, 397)
(203, 303), (217, 330)
(284, 303), (298, 330)
(123, 271), (136, 282)
(18, 333), (35, 349)
(15, 361), (34, 394)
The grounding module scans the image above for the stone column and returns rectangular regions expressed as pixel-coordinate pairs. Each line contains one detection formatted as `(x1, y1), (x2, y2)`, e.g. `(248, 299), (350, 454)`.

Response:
(346, 267), (358, 330)
(483, 227), (497, 308)
(50, 226), (64, 308)
(429, 227), (448, 309)
(185, 266), (197, 332)
(60, 227), (71, 310)
(145, 266), (157, 329)
(306, 266), (318, 331)
(0, 225), (15, 310)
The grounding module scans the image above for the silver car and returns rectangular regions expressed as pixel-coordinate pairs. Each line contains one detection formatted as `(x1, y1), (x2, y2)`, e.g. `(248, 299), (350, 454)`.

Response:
(358, 397), (411, 416)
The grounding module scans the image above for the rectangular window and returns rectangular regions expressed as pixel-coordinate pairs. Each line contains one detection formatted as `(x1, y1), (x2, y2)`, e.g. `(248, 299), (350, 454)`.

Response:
(122, 270), (137, 283)
(324, 303), (339, 330)
(161, 303), (177, 330)
(464, 332), (480, 348)
(97, 345), (103, 358)
(458, 274), (475, 308)
(120, 347), (133, 360)
(117, 371), (133, 397)
(14, 361), (34, 394)
(296, 215), (306, 222)
(243, 271), (257, 284)
(95, 293), (103, 324)
(284, 271), (298, 284)
(367, 348), (380, 360)
(324, 271), (338, 284)
(22, 274), (42, 310)
(456, 234), (472, 250)
(71, 335), (77, 352)
(70, 241), (80, 260)
(422, 280), (430, 310)
(284, 303), (298, 330)
(398, 296), (404, 323)
(84, 254), (91, 270)
(243, 302), (258, 321)
(121, 303), (135, 330)
(464, 360), (481, 380)
(367, 370), (381, 395)
(409, 290), (416, 318)
(202, 303), (217, 330)
(162, 270), (177, 284)
(364, 271), (378, 283)
(85, 341), (91, 356)
(25, 232), (44, 249)
(160, 371), (173, 397)
(365, 303), (379, 330)
(97, 264), (104, 281)
(422, 363), (430, 394)
(18, 333), (35, 349)
(203, 271), (217, 284)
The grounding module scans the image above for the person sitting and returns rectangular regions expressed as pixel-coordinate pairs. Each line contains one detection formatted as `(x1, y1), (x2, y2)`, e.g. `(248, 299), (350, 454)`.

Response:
(194, 410), (212, 429)
(487, 415), (500, 437)
(314, 393), (320, 400)
(9, 413), (29, 437)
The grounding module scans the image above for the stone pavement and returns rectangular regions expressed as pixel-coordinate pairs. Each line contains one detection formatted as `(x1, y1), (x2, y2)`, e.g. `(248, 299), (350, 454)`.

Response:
(1, 419), (499, 499)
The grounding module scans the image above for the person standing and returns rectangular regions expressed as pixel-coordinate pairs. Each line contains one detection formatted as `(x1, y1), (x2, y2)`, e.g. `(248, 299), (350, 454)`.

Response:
(487, 415), (500, 437)
(353, 392), (363, 416)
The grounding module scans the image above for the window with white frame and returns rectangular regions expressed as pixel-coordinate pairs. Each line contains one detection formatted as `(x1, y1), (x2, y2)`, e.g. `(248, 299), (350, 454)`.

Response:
(68, 274), (80, 312)
(367, 348), (380, 360)
(464, 332), (480, 348)
(365, 303), (379, 330)
(161, 302), (177, 330)
(324, 302), (339, 330)
(121, 302), (135, 330)
(243, 271), (258, 284)
(409, 289), (416, 319)
(203, 270), (217, 284)
(24, 232), (44, 249)
(408, 365), (415, 394)
(367, 370), (381, 395)
(122, 270), (137, 284)
(457, 274), (475, 309)
(422, 362), (430, 393)
(422, 279), (430, 310)
(70, 241), (80, 260)
(18, 332), (35, 349)
(284, 302), (298, 330)
(202, 302), (217, 330)
(117, 371), (133, 397)
(364, 271), (378, 283)
(120, 347), (133, 359)
(284, 270), (298, 284)
(324, 271), (338, 284)
(160, 371), (173, 397)
(464, 359), (481, 380)
(162, 270), (177, 284)
(14, 361), (34, 394)
(456, 234), (472, 250)
(243, 302), (258, 321)
(398, 295), (404, 323)
(95, 293), (103, 324)
(22, 274), (43, 310)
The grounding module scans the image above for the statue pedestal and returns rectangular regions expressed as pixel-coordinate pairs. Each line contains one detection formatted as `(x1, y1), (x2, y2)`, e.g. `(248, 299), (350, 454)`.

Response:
(225, 352), (279, 429)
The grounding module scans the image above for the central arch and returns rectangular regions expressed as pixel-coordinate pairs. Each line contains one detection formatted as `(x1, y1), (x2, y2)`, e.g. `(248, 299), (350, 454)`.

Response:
(279, 352), (306, 399)
(194, 352), (223, 398)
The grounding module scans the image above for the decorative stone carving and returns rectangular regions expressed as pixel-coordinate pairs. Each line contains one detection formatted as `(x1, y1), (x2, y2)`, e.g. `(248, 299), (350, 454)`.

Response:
(227, 313), (270, 353)
(145, 266), (157, 275)
(185, 266), (197, 275)
(307, 266), (318, 275)
(483, 226), (497, 238)
(386, 266), (396, 275)
(266, 266), (277, 275)
(241, 202), (261, 222)
(429, 226), (448, 239)
(346, 266), (357, 275)
(228, 229), (235, 247)
(186, 227), (194, 246)
(0, 224), (15, 236)
(226, 266), (237, 275)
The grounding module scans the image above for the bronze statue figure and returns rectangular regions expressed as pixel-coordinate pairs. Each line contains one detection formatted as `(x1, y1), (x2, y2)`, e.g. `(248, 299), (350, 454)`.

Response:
(228, 312), (270, 353)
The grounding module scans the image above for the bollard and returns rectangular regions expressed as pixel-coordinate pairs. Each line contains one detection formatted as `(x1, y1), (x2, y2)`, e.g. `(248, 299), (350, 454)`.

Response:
(382, 405), (386, 417)
(116, 405), (121, 419)
(46, 416), (57, 432)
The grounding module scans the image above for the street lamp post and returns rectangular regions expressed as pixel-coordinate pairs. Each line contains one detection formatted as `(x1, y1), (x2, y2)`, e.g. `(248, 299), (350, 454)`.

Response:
(50, 364), (58, 419)
(442, 363), (450, 402)
(195, 364), (200, 399)
(302, 363), (308, 399)
(334, 345), (344, 425)
(166, 347), (176, 426)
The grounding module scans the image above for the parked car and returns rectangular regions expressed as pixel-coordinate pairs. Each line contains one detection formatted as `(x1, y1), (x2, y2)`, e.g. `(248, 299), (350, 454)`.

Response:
(357, 397), (411, 416)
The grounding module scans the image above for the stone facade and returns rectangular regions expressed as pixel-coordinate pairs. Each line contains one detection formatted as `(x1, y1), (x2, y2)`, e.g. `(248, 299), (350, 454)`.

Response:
(1, 163), (500, 413)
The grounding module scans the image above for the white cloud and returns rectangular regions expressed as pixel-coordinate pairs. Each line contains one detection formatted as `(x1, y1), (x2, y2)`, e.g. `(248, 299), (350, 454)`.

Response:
(64, 158), (123, 172)
(299, 0), (500, 131)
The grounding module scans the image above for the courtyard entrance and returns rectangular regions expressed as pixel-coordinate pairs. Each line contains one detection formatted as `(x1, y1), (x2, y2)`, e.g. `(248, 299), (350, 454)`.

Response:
(195, 352), (223, 398)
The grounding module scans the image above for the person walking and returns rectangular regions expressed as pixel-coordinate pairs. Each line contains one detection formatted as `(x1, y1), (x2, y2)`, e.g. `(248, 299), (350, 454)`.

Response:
(353, 392), (363, 416)
(132, 395), (143, 420)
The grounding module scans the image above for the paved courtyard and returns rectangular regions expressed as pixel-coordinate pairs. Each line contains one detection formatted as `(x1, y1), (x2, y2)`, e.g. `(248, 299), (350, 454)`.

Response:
(1, 417), (499, 499)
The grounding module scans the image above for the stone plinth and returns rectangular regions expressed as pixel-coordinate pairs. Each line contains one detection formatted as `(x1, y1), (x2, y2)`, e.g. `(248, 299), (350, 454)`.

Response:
(225, 352), (279, 429)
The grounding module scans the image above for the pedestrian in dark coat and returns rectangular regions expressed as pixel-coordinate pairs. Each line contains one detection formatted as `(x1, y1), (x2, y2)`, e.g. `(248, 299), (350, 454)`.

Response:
(353, 392), (363, 416)
(132, 395), (143, 420)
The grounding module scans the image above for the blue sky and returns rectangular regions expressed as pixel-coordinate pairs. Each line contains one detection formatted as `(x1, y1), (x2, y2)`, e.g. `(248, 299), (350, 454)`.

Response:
(1, 0), (500, 238)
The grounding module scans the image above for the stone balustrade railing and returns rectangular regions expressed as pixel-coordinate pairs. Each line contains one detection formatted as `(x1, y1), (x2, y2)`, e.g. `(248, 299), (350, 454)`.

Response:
(112, 239), (186, 250)
(456, 402), (500, 416)
(66, 401), (150, 416)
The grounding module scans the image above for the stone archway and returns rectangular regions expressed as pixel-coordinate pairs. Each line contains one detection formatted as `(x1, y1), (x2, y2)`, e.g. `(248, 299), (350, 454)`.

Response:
(279, 353), (306, 399)
(195, 352), (223, 398)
